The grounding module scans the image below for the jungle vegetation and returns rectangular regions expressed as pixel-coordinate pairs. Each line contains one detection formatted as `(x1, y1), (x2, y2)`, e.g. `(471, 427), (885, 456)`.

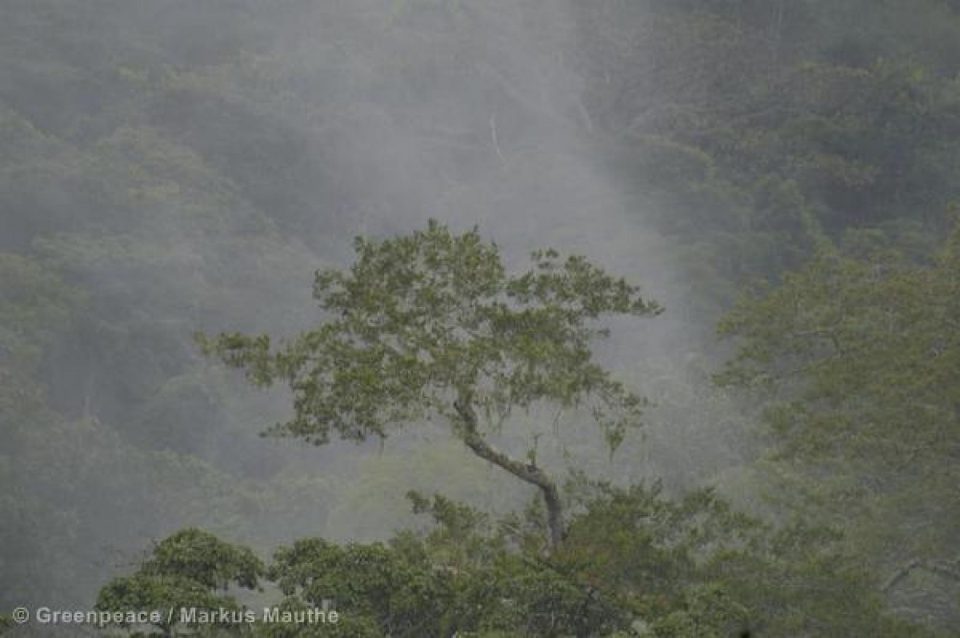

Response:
(1, 0), (959, 635)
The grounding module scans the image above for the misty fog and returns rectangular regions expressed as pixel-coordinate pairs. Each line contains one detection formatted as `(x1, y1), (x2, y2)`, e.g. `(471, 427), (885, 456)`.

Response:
(2, 1), (959, 635)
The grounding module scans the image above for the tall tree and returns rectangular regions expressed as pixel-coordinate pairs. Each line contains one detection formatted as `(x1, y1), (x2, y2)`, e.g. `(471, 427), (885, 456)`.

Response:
(202, 221), (661, 548)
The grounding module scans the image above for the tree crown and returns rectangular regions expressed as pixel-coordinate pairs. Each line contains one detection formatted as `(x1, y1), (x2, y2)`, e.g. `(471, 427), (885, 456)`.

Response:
(203, 221), (661, 453)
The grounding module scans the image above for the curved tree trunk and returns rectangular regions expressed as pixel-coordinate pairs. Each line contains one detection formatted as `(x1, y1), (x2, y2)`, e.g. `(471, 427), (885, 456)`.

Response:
(453, 393), (564, 549)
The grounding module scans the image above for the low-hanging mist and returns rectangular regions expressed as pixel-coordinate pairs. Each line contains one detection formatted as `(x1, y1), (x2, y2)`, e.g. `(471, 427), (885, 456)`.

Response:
(3, 0), (958, 632)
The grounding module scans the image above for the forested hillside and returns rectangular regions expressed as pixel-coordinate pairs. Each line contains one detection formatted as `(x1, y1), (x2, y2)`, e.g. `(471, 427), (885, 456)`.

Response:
(1, 1), (958, 636)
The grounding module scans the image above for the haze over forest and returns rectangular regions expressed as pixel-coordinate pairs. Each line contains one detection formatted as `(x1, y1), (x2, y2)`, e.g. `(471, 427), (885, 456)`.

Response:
(1, 1), (959, 636)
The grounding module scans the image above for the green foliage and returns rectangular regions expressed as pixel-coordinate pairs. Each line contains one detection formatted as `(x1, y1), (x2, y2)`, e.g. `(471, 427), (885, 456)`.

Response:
(717, 225), (960, 467)
(0, 252), (84, 369)
(100, 480), (928, 637)
(579, 0), (960, 318)
(717, 223), (960, 629)
(269, 538), (454, 637)
(139, 529), (264, 592)
(204, 221), (660, 451)
(96, 529), (263, 634)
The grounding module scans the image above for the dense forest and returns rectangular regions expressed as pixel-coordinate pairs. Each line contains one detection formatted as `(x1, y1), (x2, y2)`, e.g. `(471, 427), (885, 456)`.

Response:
(1, 1), (958, 636)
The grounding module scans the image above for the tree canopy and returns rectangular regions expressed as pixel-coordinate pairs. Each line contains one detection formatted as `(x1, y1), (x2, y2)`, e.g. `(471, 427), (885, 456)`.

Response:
(716, 221), (960, 625)
(204, 221), (662, 547)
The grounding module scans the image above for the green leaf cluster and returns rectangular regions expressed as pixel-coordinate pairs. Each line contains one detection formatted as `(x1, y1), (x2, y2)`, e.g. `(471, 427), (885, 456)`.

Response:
(203, 221), (660, 457)
(717, 223), (960, 628)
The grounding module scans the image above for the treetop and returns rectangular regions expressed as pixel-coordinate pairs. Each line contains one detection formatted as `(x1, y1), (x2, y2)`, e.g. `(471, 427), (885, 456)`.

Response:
(201, 220), (661, 454)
